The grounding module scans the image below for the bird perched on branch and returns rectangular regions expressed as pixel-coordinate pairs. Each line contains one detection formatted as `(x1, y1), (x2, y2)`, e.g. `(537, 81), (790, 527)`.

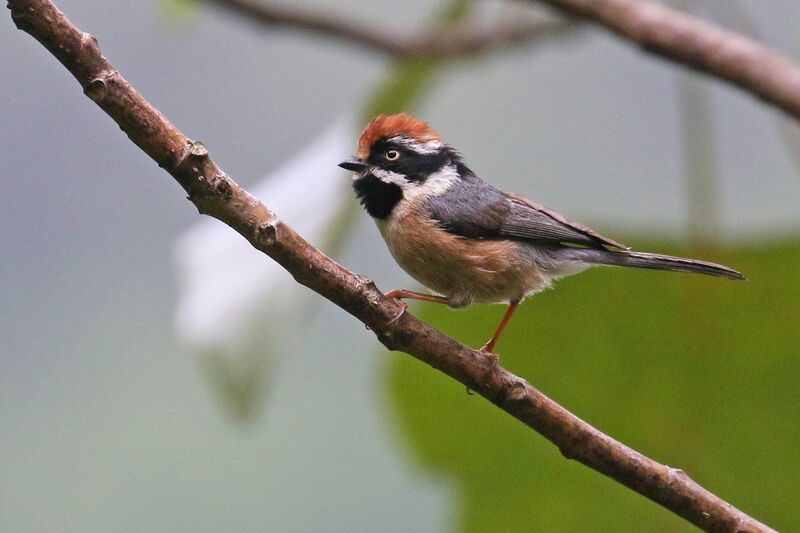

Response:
(339, 114), (744, 356)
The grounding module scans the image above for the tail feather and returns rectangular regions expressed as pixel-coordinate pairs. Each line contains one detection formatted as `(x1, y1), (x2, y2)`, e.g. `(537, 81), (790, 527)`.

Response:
(572, 249), (745, 280)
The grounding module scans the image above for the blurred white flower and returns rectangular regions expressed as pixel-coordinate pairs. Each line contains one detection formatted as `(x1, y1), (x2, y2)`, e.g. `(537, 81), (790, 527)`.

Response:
(173, 117), (357, 417)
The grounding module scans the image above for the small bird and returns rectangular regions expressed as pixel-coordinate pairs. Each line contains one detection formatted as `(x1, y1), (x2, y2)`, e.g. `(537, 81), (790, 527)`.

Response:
(339, 114), (744, 355)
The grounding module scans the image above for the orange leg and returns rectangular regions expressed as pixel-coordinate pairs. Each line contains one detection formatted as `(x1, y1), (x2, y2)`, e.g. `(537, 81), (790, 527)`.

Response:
(480, 300), (520, 357)
(385, 289), (451, 325)
(386, 289), (451, 306)
(386, 290), (519, 363)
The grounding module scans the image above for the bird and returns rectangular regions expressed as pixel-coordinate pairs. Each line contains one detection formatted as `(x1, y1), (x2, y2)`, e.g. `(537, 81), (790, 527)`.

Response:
(339, 113), (744, 356)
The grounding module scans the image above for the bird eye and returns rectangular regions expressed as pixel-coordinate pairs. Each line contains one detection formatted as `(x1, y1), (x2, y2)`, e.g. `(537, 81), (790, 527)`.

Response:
(384, 149), (400, 161)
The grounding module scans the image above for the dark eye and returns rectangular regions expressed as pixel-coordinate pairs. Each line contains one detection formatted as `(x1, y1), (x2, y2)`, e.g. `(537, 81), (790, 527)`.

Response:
(384, 149), (400, 161)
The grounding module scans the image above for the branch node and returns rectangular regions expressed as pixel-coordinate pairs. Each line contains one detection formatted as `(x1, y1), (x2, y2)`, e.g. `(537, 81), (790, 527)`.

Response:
(213, 174), (233, 199)
(83, 78), (106, 103)
(257, 220), (278, 245)
(83, 71), (115, 103)
(189, 140), (209, 158)
(667, 466), (689, 485)
(351, 273), (379, 298)
(79, 30), (98, 53)
(506, 379), (530, 403)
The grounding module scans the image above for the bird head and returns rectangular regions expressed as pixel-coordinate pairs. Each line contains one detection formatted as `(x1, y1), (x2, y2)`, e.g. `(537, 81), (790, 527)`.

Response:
(339, 114), (461, 219)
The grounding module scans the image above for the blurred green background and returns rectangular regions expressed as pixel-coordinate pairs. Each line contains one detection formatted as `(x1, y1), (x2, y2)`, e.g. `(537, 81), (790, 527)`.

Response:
(2, 0), (799, 531)
(391, 240), (800, 531)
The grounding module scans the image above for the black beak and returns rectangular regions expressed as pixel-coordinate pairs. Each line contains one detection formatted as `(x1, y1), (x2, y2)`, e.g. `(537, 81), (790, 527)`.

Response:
(338, 157), (367, 172)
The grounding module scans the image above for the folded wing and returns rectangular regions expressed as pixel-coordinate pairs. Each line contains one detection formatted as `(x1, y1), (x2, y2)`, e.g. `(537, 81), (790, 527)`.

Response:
(424, 171), (628, 250)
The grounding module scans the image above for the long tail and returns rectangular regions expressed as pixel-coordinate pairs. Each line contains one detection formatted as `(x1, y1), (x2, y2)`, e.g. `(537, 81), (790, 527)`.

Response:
(569, 249), (745, 280)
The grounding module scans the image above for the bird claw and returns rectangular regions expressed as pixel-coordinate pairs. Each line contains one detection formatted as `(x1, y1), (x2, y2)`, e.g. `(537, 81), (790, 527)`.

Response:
(386, 295), (408, 325)
(466, 347), (499, 395)
(479, 345), (500, 365)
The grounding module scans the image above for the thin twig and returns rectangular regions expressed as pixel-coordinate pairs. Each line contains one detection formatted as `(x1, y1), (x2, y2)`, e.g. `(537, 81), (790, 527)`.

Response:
(6, 1), (775, 531)
(530, 0), (800, 121)
(209, 0), (573, 57)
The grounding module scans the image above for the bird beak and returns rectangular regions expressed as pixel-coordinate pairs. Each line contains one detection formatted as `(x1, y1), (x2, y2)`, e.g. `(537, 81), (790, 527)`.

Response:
(338, 157), (367, 172)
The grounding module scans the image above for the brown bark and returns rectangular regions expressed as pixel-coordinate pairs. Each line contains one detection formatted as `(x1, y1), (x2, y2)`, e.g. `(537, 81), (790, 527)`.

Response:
(532, 0), (800, 121)
(209, 0), (572, 57)
(7, 1), (776, 531)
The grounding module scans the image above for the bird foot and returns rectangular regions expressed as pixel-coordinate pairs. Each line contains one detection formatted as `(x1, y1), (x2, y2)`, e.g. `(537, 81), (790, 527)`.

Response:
(479, 345), (500, 365)
(465, 347), (500, 395)
(385, 293), (408, 325)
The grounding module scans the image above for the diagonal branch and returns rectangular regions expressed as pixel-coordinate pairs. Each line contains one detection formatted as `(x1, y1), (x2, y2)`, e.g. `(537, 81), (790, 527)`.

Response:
(530, 0), (800, 121)
(7, 1), (775, 531)
(208, 0), (574, 57)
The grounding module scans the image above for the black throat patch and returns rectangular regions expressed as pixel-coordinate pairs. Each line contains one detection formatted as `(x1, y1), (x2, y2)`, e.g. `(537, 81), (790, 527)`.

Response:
(352, 173), (403, 220)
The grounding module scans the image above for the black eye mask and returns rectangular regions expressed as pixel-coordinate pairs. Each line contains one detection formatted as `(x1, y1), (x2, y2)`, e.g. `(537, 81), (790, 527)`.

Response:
(368, 138), (457, 183)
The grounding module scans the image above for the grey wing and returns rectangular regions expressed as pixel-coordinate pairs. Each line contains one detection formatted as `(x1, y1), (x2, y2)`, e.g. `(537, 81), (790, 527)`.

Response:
(502, 194), (629, 250)
(423, 173), (508, 239)
(424, 173), (628, 250)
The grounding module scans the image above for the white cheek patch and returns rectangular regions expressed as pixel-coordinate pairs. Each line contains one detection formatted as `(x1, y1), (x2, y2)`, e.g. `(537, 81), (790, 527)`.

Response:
(389, 135), (443, 155)
(370, 168), (409, 187)
(366, 164), (458, 199)
(400, 163), (458, 203)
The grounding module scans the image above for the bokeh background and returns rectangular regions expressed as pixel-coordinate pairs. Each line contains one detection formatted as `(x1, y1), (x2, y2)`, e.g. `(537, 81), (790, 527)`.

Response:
(2, 0), (799, 531)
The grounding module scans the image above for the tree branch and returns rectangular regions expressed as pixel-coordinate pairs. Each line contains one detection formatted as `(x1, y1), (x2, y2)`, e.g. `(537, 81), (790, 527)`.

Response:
(208, 0), (573, 57)
(7, 1), (775, 531)
(530, 0), (800, 121)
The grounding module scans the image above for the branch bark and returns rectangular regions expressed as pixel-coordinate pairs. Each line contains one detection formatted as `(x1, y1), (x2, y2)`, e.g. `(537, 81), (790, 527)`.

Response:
(530, 0), (800, 121)
(209, 0), (573, 57)
(7, 1), (775, 531)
